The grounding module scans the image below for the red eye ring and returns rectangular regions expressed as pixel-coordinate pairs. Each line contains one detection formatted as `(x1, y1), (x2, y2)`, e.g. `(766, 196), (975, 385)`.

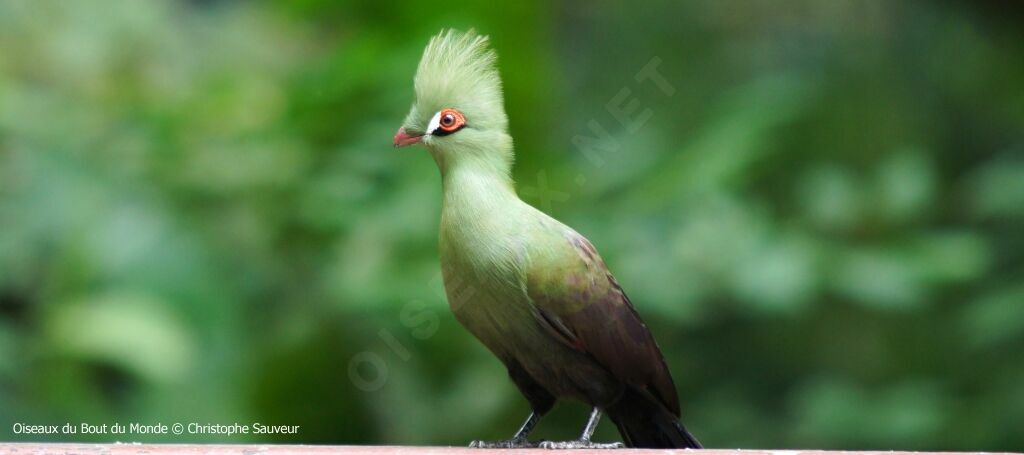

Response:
(437, 108), (466, 133)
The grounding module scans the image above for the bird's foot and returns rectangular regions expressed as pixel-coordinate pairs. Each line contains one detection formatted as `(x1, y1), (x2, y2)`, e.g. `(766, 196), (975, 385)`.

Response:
(538, 439), (624, 450)
(469, 437), (537, 449)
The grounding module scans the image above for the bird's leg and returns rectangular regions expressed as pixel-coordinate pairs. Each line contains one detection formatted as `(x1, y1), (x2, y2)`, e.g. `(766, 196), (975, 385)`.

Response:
(538, 408), (624, 450)
(469, 412), (540, 448)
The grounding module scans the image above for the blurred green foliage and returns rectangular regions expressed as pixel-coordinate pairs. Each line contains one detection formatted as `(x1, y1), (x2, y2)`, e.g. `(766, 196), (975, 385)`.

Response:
(1, 0), (1022, 450)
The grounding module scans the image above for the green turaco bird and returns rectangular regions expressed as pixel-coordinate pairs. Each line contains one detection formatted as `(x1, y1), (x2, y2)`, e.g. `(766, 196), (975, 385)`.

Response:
(393, 30), (702, 449)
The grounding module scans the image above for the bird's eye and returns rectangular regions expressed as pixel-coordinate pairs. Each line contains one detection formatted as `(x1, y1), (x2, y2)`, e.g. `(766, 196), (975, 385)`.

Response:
(432, 108), (466, 136)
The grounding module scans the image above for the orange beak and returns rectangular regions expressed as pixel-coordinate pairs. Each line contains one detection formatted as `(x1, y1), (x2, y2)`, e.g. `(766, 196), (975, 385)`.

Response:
(393, 128), (423, 148)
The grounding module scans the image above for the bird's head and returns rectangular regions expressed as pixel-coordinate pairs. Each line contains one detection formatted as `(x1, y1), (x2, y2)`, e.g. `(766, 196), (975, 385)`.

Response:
(394, 30), (513, 175)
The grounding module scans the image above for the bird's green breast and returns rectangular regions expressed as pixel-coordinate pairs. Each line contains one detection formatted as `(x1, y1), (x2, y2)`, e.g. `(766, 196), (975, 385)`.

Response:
(435, 168), (628, 402)
(437, 170), (536, 356)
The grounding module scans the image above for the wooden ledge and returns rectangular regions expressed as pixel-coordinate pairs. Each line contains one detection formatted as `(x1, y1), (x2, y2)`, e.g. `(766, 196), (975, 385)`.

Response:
(1, 445), (1020, 455)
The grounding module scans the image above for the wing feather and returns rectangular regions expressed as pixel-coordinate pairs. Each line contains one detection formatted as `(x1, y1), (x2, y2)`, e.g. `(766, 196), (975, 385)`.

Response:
(526, 230), (681, 416)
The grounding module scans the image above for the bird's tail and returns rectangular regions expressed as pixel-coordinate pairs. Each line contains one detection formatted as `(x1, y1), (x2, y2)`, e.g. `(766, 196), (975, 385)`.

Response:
(605, 387), (702, 449)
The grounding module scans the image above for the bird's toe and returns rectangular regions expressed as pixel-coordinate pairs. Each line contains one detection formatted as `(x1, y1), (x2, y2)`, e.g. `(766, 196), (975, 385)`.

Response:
(538, 440), (623, 450)
(469, 438), (535, 449)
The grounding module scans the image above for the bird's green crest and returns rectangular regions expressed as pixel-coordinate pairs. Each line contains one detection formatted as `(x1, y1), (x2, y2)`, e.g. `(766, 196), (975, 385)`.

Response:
(403, 29), (507, 135)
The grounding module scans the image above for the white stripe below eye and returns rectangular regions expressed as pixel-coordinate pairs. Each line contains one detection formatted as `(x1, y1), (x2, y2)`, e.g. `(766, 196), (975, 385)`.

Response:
(426, 111), (442, 135)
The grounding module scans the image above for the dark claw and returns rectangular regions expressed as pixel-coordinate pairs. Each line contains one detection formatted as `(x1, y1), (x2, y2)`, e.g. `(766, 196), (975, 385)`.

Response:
(469, 437), (537, 449)
(538, 439), (624, 450)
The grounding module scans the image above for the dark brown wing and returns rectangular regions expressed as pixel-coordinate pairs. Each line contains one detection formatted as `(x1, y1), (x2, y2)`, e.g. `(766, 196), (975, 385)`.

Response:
(525, 231), (681, 416)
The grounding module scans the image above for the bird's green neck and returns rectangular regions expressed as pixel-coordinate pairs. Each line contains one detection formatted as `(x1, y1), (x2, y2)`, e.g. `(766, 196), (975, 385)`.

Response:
(433, 133), (518, 204)
(436, 141), (521, 223)
(440, 159), (518, 205)
(436, 142), (525, 277)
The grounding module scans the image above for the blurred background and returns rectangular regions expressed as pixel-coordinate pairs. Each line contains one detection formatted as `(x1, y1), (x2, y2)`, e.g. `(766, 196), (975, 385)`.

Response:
(1, 0), (1023, 450)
